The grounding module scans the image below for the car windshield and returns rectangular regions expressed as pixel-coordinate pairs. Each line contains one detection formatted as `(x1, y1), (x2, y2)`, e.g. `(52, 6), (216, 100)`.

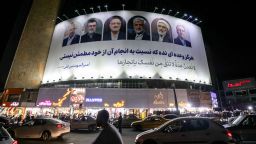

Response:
(231, 115), (244, 125)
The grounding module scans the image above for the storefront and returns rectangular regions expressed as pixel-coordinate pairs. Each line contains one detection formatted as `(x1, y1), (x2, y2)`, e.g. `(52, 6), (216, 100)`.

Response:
(35, 87), (213, 118)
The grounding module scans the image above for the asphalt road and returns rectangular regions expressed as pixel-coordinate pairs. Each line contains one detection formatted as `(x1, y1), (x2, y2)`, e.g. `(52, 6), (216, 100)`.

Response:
(17, 128), (140, 144)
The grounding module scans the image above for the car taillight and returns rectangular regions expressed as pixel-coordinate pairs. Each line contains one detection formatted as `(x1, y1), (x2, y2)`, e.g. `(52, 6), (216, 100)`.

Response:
(12, 140), (18, 144)
(226, 130), (232, 138)
(56, 124), (63, 128)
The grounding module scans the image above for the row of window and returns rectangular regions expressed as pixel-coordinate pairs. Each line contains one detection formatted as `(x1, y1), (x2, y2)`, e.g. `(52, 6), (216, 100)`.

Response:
(225, 88), (256, 96)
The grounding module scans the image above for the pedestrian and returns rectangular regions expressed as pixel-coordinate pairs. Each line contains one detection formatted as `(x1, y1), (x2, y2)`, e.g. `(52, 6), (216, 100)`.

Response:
(92, 109), (123, 144)
(118, 112), (123, 134)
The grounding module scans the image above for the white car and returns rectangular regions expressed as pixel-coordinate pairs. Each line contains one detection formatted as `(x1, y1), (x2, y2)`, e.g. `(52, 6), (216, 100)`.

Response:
(70, 116), (98, 131)
(8, 118), (70, 141)
(135, 117), (235, 144)
(0, 125), (17, 144)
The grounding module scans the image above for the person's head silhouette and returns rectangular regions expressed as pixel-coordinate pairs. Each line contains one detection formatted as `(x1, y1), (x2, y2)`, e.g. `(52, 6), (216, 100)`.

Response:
(96, 109), (109, 127)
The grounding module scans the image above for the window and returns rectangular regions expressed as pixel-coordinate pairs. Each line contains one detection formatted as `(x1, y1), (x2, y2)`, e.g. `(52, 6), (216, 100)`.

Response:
(225, 91), (233, 96)
(249, 88), (256, 94)
(235, 90), (247, 96)
(180, 119), (209, 132)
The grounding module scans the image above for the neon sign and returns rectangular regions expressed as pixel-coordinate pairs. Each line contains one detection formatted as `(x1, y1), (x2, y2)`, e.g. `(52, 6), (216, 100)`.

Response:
(113, 100), (125, 107)
(70, 95), (84, 103)
(10, 102), (19, 107)
(227, 80), (251, 88)
(39, 100), (52, 106)
(86, 98), (103, 103)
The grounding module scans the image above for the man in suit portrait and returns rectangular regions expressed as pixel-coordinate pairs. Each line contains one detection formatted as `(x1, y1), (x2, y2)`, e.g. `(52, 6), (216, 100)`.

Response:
(152, 19), (173, 43)
(80, 19), (102, 43)
(62, 22), (80, 47)
(128, 17), (150, 40)
(174, 25), (191, 47)
(103, 16), (126, 41)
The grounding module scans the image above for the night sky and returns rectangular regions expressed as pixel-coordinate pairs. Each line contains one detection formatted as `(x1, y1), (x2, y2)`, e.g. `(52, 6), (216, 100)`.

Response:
(1, 0), (255, 89)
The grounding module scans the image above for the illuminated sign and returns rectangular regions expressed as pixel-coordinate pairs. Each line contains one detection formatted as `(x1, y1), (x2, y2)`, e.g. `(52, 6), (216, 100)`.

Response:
(52, 88), (74, 107)
(86, 98), (103, 103)
(153, 92), (165, 105)
(227, 79), (251, 88)
(10, 102), (19, 107)
(113, 100), (125, 107)
(38, 100), (52, 106)
(223, 78), (255, 91)
(70, 95), (84, 103)
(42, 11), (211, 85)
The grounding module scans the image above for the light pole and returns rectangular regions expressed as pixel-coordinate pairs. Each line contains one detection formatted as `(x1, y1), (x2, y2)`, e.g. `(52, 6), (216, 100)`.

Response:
(172, 83), (180, 115)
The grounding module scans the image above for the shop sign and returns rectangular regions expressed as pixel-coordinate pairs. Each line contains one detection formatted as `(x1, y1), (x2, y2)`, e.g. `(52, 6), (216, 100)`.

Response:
(71, 95), (84, 103)
(113, 100), (125, 107)
(85, 98), (102, 103)
(38, 100), (52, 106)
(10, 102), (19, 107)
(153, 92), (165, 105)
(1, 102), (19, 107)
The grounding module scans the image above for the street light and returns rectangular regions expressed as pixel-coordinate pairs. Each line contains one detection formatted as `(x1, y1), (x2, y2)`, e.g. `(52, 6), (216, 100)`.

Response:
(57, 17), (63, 22)
(181, 13), (188, 19)
(167, 9), (172, 15)
(90, 7), (94, 13)
(161, 8), (165, 14)
(196, 20), (202, 25)
(191, 18), (198, 23)
(186, 15), (192, 21)
(104, 5), (108, 11)
(97, 6), (101, 12)
(74, 9), (80, 16)
(171, 83), (180, 115)
(82, 9), (87, 15)
(62, 14), (69, 20)
(122, 4), (125, 10)
(153, 7), (158, 13)
(174, 11), (180, 17)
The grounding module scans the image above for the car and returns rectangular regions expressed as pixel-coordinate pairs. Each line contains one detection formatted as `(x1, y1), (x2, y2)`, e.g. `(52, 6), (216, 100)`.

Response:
(0, 116), (12, 128)
(113, 114), (141, 128)
(131, 116), (168, 131)
(223, 114), (256, 143)
(0, 124), (18, 144)
(70, 116), (98, 131)
(162, 114), (178, 120)
(135, 117), (235, 144)
(8, 117), (70, 141)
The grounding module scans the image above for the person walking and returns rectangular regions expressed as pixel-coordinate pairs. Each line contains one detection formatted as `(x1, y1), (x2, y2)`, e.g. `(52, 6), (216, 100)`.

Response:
(118, 112), (123, 134)
(92, 109), (123, 144)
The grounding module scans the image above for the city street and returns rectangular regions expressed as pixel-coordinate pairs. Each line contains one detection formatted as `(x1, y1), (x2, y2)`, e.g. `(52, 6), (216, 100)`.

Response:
(17, 128), (140, 144)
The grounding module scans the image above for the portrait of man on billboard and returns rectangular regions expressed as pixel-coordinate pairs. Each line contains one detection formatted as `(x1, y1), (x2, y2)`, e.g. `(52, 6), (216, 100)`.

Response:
(62, 22), (80, 47)
(152, 18), (173, 43)
(127, 16), (150, 40)
(174, 24), (191, 47)
(80, 18), (102, 43)
(103, 16), (126, 41)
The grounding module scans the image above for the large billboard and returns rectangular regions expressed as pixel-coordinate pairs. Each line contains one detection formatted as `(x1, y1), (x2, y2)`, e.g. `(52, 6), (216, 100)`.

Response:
(42, 11), (211, 84)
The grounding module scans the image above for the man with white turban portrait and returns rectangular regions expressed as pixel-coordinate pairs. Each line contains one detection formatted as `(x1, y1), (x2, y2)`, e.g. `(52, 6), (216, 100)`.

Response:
(152, 19), (173, 43)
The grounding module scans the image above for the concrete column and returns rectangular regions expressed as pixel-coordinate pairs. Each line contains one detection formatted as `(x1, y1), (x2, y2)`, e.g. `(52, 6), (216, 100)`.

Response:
(5, 0), (61, 89)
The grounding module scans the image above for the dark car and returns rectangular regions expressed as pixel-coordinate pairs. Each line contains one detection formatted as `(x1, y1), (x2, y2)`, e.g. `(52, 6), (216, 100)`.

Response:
(0, 116), (12, 128)
(162, 114), (178, 120)
(113, 114), (141, 128)
(0, 124), (18, 144)
(224, 114), (256, 143)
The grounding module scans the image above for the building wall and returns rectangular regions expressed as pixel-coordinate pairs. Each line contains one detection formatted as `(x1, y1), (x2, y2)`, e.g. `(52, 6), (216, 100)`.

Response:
(5, 0), (61, 89)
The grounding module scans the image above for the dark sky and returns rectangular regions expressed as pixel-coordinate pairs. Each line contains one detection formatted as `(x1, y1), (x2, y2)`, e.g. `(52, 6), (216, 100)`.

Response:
(1, 0), (255, 87)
